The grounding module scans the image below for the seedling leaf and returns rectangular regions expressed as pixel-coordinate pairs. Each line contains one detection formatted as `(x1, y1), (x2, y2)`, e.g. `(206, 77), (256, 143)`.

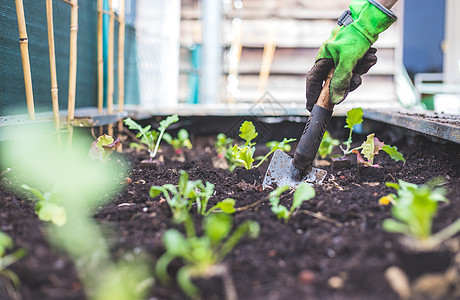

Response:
(239, 121), (258, 146)
(158, 114), (179, 132)
(382, 144), (405, 163)
(292, 183), (315, 210)
(344, 107), (363, 129)
(204, 214), (232, 245)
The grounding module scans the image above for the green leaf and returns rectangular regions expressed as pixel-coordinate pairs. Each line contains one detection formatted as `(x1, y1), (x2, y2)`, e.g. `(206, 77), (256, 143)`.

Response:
(382, 144), (405, 163)
(214, 198), (236, 214)
(149, 186), (165, 198)
(239, 121), (258, 146)
(38, 202), (67, 226)
(344, 107), (363, 129)
(0, 232), (13, 257)
(271, 205), (289, 220)
(292, 183), (315, 210)
(178, 171), (189, 194)
(124, 118), (145, 133)
(163, 229), (188, 255)
(178, 129), (189, 141)
(158, 114), (179, 132)
(318, 130), (340, 159)
(21, 184), (47, 202)
(162, 133), (173, 144)
(204, 214), (232, 245)
(382, 219), (411, 235)
(230, 145), (254, 170)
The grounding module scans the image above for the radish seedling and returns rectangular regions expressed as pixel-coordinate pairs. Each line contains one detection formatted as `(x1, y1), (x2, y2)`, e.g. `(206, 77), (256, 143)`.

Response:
(156, 214), (259, 298)
(163, 129), (193, 155)
(269, 183), (316, 223)
(215, 133), (234, 159)
(150, 171), (236, 223)
(124, 114), (179, 161)
(0, 231), (26, 289)
(21, 184), (67, 226)
(88, 134), (120, 163)
(381, 179), (460, 247)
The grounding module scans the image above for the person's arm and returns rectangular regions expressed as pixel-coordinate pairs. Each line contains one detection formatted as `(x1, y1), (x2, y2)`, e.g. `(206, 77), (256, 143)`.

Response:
(377, 0), (398, 9)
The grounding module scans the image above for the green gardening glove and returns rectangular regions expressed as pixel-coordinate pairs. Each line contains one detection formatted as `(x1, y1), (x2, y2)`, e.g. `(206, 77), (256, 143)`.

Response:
(306, 0), (397, 110)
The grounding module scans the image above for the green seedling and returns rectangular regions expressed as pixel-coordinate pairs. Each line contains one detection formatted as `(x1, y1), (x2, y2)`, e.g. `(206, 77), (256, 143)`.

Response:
(229, 121), (258, 170)
(22, 184), (67, 226)
(269, 183), (316, 223)
(215, 133), (234, 159)
(156, 214), (259, 298)
(340, 107), (363, 156)
(124, 114), (179, 161)
(150, 171), (236, 223)
(88, 134), (121, 163)
(318, 130), (339, 159)
(0, 231), (26, 288)
(163, 129), (193, 155)
(254, 138), (296, 168)
(338, 108), (404, 166)
(381, 178), (460, 247)
(351, 133), (405, 167)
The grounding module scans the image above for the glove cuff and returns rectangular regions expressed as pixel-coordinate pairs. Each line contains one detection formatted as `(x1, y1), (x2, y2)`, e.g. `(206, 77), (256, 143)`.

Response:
(352, 1), (397, 44)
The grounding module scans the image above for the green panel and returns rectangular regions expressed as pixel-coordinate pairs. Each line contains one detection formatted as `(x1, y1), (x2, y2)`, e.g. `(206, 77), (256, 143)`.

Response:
(0, 0), (139, 117)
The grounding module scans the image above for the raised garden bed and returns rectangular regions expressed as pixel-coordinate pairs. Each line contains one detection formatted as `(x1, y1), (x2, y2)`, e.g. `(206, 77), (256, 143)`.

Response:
(1, 115), (460, 300)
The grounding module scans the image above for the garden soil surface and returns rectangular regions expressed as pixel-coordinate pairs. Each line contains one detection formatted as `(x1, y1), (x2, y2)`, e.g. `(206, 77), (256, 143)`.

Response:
(1, 124), (460, 300)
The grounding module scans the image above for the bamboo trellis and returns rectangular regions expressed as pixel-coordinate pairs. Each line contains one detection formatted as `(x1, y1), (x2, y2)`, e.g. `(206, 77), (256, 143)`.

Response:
(67, 0), (78, 145)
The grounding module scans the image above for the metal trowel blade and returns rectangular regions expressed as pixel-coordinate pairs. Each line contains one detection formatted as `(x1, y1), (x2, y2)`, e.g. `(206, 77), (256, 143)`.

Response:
(262, 149), (327, 189)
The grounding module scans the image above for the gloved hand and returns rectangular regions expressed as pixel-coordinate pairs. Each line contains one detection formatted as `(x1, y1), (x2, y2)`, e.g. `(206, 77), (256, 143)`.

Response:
(306, 0), (397, 111)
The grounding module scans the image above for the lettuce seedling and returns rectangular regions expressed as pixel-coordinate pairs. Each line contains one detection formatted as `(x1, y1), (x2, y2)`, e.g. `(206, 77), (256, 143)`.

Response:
(269, 183), (316, 223)
(156, 214), (259, 298)
(381, 179), (460, 247)
(22, 184), (67, 226)
(254, 138), (296, 168)
(124, 114), (179, 161)
(229, 121), (258, 170)
(340, 107), (363, 156)
(351, 133), (405, 167)
(318, 130), (339, 159)
(163, 129), (193, 155)
(0, 231), (26, 288)
(150, 171), (236, 223)
(88, 134), (121, 163)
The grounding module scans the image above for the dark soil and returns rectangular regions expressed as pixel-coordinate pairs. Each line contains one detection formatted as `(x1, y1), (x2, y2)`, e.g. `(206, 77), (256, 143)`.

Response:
(1, 121), (460, 300)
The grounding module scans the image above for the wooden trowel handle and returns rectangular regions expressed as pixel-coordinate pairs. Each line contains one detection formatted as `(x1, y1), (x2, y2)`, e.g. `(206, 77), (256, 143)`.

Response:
(316, 68), (335, 111)
(292, 68), (335, 171)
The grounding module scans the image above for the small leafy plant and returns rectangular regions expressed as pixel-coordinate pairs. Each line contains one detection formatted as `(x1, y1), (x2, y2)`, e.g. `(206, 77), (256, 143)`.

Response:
(229, 121), (258, 170)
(318, 130), (339, 159)
(124, 114), (179, 161)
(22, 184), (67, 226)
(269, 183), (316, 223)
(150, 171), (235, 223)
(380, 178), (460, 247)
(254, 138), (296, 168)
(163, 129), (193, 155)
(156, 214), (260, 298)
(215, 133), (234, 159)
(339, 108), (404, 166)
(0, 231), (26, 291)
(88, 134), (121, 163)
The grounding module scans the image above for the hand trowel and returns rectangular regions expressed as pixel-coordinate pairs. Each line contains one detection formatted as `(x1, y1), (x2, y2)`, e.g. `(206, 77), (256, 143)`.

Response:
(262, 69), (335, 189)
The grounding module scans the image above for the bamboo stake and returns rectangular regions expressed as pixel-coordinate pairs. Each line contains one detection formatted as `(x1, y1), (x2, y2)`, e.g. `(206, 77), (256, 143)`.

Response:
(107, 0), (115, 137)
(67, 0), (78, 144)
(97, 0), (103, 113)
(107, 0), (114, 115)
(118, 0), (125, 112)
(15, 0), (35, 120)
(46, 0), (60, 132)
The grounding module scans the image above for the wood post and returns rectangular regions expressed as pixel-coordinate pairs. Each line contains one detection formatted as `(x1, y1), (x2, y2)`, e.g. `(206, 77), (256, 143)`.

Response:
(97, 0), (103, 113)
(67, 0), (78, 144)
(14, 0), (35, 120)
(257, 29), (277, 95)
(46, 0), (60, 132)
(107, 0), (114, 115)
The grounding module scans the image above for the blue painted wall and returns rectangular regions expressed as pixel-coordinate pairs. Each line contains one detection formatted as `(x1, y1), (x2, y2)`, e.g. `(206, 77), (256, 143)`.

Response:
(403, 0), (446, 77)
